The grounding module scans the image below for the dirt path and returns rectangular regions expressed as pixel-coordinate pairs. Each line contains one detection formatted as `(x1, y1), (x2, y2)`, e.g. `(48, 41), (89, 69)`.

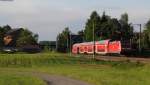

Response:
(29, 72), (92, 85)
(33, 73), (92, 85)
(0, 69), (92, 85)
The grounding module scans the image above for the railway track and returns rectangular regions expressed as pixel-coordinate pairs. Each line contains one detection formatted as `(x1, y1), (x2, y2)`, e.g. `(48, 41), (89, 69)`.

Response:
(74, 54), (150, 63)
(94, 56), (150, 63)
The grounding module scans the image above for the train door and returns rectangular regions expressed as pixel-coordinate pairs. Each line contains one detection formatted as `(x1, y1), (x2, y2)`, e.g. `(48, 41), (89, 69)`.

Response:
(95, 40), (109, 54)
(96, 44), (107, 54)
(87, 45), (93, 54)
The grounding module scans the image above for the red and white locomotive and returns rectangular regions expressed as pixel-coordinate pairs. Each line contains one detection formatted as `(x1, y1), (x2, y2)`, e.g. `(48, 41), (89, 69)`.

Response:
(72, 40), (121, 54)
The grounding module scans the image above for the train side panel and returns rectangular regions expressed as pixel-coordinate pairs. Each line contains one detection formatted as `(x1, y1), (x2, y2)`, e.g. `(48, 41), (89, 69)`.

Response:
(108, 41), (121, 54)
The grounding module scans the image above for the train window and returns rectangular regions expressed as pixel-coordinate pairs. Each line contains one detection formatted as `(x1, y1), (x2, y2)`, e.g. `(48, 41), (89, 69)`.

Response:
(80, 46), (84, 52)
(84, 46), (88, 51)
(97, 45), (105, 52)
(88, 46), (93, 52)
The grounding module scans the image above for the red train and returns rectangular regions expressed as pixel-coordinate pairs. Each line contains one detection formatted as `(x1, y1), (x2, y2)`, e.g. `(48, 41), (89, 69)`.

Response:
(72, 40), (121, 54)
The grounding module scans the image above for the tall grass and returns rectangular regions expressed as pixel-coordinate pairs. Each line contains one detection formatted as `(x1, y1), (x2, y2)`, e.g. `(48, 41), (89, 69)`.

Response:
(0, 53), (144, 68)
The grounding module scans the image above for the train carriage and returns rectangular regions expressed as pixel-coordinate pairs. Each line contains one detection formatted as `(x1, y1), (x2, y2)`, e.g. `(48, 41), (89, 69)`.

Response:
(72, 40), (121, 54)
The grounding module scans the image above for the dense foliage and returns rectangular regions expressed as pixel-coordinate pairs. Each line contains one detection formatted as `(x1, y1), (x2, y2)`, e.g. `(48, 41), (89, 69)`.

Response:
(16, 28), (38, 47)
(57, 27), (71, 52)
(0, 25), (38, 48)
(84, 11), (133, 41)
(142, 20), (150, 48)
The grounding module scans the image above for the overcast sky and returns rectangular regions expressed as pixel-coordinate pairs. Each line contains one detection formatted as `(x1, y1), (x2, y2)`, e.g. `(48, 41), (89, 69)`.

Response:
(0, 0), (150, 41)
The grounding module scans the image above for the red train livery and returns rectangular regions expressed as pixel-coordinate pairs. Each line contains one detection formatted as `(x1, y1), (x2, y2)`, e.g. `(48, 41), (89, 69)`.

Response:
(72, 40), (121, 54)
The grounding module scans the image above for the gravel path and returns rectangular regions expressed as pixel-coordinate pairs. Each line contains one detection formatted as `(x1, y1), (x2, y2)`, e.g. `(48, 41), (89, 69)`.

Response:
(0, 69), (92, 85)
(31, 72), (92, 85)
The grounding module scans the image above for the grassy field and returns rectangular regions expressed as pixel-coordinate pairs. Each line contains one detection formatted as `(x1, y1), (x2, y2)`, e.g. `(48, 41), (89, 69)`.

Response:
(0, 53), (150, 85)
(0, 71), (46, 85)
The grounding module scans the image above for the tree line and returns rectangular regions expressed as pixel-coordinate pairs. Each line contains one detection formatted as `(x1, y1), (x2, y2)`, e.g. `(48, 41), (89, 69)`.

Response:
(57, 11), (150, 52)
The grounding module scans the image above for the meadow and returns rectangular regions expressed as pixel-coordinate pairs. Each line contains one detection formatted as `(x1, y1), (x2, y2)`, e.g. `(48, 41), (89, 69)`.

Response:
(0, 53), (150, 85)
(0, 73), (46, 85)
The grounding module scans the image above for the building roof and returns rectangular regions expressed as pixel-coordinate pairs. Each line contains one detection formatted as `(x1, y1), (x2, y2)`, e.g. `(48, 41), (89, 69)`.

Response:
(39, 41), (56, 46)
(6, 28), (21, 35)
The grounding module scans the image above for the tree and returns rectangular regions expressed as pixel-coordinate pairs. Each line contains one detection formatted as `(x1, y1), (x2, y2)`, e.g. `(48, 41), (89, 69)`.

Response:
(142, 19), (150, 48)
(108, 18), (121, 40)
(78, 30), (84, 36)
(57, 27), (71, 52)
(119, 13), (133, 40)
(120, 13), (128, 24)
(16, 28), (38, 47)
(84, 11), (101, 41)
(84, 11), (123, 41)
(98, 12), (111, 40)
(33, 34), (39, 42)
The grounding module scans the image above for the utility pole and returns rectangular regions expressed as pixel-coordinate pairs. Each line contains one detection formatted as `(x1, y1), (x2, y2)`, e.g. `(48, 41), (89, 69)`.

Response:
(56, 36), (58, 52)
(139, 24), (142, 54)
(69, 33), (72, 56)
(67, 35), (69, 53)
(93, 22), (95, 59)
(132, 24), (142, 54)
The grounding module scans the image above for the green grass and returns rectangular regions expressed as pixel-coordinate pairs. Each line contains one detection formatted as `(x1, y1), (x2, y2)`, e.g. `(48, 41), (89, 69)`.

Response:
(0, 72), (46, 85)
(38, 65), (150, 85)
(0, 53), (150, 85)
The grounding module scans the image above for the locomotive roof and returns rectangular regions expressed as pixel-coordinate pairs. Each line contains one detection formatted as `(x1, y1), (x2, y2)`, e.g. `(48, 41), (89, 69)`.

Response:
(73, 40), (110, 46)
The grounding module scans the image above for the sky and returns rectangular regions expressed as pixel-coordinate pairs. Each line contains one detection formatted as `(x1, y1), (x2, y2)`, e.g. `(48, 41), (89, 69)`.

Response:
(0, 0), (150, 41)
